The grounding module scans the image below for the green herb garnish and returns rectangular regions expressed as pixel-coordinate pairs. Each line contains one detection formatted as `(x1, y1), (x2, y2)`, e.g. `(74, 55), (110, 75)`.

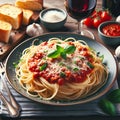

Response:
(73, 67), (79, 72)
(98, 89), (120, 116)
(13, 62), (18, 68)
(47, 50), (60, 58)
(60, 72), (66, 78)
(87, 62), (94, 69)
(99, 55), (104, 61)
(13, 59), (22, 68)
(39, 63), (48, 71)
(60, 52), (67, 59)
(97, 52), (104, 61)
(98, 99), (116, 116)
(107, 89), (120, 103)
(47, 45), (76, 59)
(56, 45), (64, 52)
(59, 62), (64, 66)
(64, 45), (76, 54)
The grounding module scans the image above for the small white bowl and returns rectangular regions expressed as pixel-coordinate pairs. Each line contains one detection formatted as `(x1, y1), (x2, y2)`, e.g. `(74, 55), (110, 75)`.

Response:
(39, 8), (67, 31)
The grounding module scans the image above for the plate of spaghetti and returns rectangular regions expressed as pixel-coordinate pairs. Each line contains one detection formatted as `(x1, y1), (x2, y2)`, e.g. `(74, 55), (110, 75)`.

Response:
(5, 33), (117, 105)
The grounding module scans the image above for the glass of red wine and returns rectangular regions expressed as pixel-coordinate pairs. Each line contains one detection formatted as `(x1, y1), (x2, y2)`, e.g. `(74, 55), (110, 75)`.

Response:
(64, 0), (97, 36)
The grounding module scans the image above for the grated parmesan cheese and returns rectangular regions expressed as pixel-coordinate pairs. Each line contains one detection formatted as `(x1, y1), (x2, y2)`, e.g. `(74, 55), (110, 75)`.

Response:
(42, 10), (65, 22)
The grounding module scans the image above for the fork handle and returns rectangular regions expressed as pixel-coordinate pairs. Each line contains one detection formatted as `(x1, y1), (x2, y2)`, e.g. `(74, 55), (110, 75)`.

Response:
(9, 92), (21, 112)
(1, 73), (21, 111)
(0, 92), (20, 117)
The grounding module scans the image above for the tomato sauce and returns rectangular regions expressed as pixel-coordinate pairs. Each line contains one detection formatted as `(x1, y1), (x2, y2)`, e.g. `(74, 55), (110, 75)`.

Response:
(102, 23), (120, 36)
(28, 41), (94, 86)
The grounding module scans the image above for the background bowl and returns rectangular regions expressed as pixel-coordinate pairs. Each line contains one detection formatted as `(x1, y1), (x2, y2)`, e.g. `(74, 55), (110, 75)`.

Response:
(98, 21), (120, 46)
(39, 8), (67, 31)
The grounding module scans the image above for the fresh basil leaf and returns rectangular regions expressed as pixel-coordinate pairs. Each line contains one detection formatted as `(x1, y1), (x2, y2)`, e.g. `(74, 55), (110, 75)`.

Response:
(98, 99), (116, 116)
(59, 62), (64, 66)
(47, 50), (60, 58)
(60, 72), (66, 78)
(13, 59), (22, 68)
(60, 52), (67, 59)
(48, 45), (76, 59)
(66, 66), (71, 70)
(13, 62), (18, 68)
(73, 67), (79, 72)
(87, 62), (94, 69)
(99, 55), (104, 61)
(107, 89), (120, 103)
(64, 45), (76, 54)
(97, 52), (104, 61)
(56, 45), (64, 52)
(40, 63), (48, 71)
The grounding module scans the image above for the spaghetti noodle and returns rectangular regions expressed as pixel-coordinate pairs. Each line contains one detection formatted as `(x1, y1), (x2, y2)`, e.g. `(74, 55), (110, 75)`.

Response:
(15, 37), (108, 101)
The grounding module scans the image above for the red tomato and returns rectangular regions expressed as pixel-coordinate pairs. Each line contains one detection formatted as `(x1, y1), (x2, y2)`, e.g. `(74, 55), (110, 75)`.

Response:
(91, 10), (97, 18)
(58, 78), (64, 86)
(83, 10), (112, 28)
(97, 10), (102, 16)
(100, 11), (112, 21)
(91, 10), (102, 18)
(83, 17), (93, 27)
(93, 17), (103, 28)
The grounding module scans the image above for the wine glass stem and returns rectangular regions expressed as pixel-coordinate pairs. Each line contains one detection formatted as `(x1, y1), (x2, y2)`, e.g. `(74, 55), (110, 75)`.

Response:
(77, 20), (81, 34)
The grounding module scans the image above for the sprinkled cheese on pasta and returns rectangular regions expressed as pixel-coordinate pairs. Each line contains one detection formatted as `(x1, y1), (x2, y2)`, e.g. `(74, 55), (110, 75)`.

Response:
(15, 37), (108, 101)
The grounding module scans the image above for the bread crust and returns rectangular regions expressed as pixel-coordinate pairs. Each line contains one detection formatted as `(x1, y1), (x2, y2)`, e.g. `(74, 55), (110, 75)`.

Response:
(0, 4), (23, 29)
(15, 0), (43, 11)
(26, 0), (43, 4)
(0, 20), (12, 43)
(22, 9), (33, 25)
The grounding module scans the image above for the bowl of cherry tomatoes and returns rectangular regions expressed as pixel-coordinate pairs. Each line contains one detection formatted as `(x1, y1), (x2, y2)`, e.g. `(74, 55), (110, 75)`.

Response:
(98, 21), (120, 46)
(83, 10), (112, 28)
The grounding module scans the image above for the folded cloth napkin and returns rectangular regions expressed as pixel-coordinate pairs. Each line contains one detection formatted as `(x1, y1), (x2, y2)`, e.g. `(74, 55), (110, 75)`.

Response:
(0, 74), (119, 118)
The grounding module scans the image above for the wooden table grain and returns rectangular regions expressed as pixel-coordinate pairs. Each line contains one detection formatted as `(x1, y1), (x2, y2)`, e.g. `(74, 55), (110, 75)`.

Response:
(0, 0), (120, 120)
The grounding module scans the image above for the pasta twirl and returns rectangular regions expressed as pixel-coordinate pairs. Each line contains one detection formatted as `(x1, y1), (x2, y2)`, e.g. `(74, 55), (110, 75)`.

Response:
(15, 37), (108, 101)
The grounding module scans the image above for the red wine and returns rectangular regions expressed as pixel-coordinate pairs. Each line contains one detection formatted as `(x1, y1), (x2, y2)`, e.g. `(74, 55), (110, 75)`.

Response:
(65, 0), (96, 20)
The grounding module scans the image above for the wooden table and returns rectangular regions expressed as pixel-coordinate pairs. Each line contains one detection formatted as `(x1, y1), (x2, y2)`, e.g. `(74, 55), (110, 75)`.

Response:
(0, 0), (120, 120)
(0, 0), (116, 58)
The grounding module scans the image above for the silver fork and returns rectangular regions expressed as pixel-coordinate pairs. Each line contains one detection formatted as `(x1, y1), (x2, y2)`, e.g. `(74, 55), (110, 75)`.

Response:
(0, 62), (21, 117)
